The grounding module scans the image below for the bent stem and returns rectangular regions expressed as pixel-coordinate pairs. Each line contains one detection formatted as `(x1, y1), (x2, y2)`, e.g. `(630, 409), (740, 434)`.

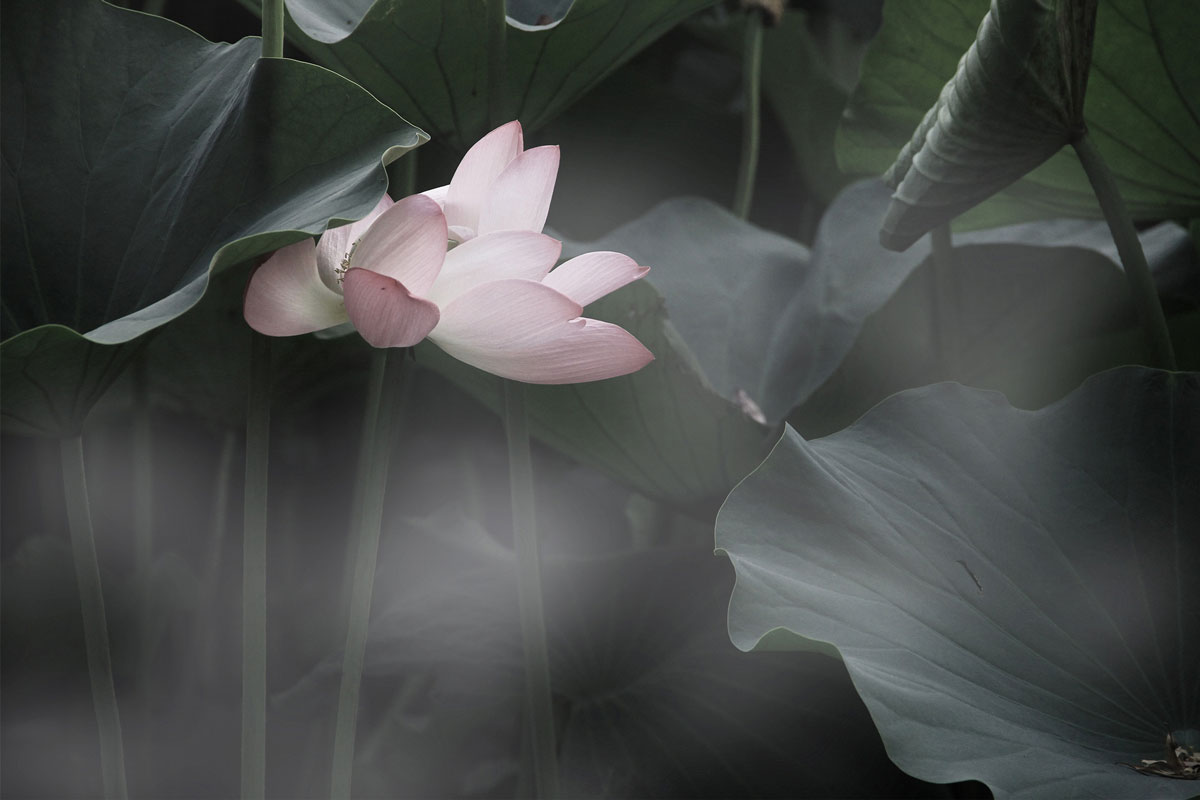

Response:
(62, 435), (129, 800)
(1073, 133), (1177, 370)
(733, 9), (764, 220)
(242, 332), (272, 800)
(330, 347), (407, 800)
(504, 380), (559, 799)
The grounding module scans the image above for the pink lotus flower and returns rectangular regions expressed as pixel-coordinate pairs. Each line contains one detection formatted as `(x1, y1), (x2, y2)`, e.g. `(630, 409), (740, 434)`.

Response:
(243, 132), (653, 383)
(422, 120), (558, 243)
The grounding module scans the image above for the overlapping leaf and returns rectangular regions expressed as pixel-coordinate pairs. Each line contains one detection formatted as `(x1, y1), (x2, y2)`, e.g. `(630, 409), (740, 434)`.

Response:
(717, 367), (1199, 798)
(243, 0), (717, 152)
(838, 0), (1200, 236)
(0, 0), (423, 436)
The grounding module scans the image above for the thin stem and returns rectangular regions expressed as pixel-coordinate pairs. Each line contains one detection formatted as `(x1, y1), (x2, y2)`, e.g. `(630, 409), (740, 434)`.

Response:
(261, 0), (285, 59)
(132, 359), (154, 688)
(929, 224), (961, 376)
(487, 0), (510, 130)
(62, 435), (129, 800)
(1073, 133), (1177, 370)
(504, 380), (558, 799)
(197, 428), (239, 690)
(330, 347), (407, 800)
(733, 10), (764, 220)
(242, 332), (272, 800)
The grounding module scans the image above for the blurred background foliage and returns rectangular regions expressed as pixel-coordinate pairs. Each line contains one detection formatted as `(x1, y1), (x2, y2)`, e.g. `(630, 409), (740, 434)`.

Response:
(4, 0), (1196, 797)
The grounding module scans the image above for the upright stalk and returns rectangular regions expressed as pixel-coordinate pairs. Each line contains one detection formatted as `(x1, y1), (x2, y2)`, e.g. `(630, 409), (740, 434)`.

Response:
(330, 347), (407, 800)
(241, 10), (286, 796)
(132, 358), (155, 696)
(242, 332), (272, 800)
(504, 380), (558, 799)
(197, 428), (239, 690)
(487, 0), (509, 129)
(929, 224), (961, 376)
(62, 435), (129, 800)
(733, 9), (764, 220)
(261, 0), (284, 59)
(1073, 133), (1177, 370)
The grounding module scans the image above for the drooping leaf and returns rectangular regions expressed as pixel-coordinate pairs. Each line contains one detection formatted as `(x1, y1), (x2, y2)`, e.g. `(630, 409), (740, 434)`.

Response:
(838, 0), (1200, 237)
(0, 0), (424, 437)
(717, 367), (1199, 798)
(877, 0), (1098, 249)
(242, 0), (718, 153)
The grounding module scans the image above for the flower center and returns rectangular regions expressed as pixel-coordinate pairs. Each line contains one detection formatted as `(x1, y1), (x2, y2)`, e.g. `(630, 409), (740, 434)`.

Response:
(334, 239), (361, 284)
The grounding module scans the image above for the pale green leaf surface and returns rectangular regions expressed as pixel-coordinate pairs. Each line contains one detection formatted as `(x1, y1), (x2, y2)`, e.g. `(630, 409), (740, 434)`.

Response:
(0, 0), (423, 436)
(717, 367), (1199, 797)
(838, 0), (1200, 237)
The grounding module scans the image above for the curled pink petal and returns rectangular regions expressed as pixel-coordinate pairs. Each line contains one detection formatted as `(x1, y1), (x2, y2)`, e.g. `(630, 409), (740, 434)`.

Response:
(351, 194), (447, 296)
(244, 239), (348, 336)
(342, 268), (441, 348)
(445, 120), (524, 234)
(477, 145), (559, 236)
(431, 279), (653, 383)
(427, 231), (562, 307)
(542, 251), (649, 307)
(315, 193), (395, 290)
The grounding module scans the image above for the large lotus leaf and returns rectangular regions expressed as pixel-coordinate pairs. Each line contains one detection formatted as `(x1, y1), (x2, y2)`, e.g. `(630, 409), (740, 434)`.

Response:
(838, 0), (1200, 237)
(241, 0), (718, 153)
(751, 180), (1191, 423)
(0, 0), (424, 437)
(286, 514), (939, 798)
(792, 213), (1198, 437)
(716, 367), (1199, 797)
(416, 274), (773, 510)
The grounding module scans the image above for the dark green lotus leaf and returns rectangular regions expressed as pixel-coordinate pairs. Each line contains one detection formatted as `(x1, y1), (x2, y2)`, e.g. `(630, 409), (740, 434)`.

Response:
(243, 0), (717, 153)
(140, 270), (373, 432)
(1, 0), (424, 437)
(417, 273), (773, 510)
(281, 0), (579, 42)
(716, 367), (1199, 797)
(839, 0), (1200, 238)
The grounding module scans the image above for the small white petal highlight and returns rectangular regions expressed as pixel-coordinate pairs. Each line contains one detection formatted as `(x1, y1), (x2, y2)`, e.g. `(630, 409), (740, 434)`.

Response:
(542, 251), (649, 308)
(243, 239), (348, 336)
